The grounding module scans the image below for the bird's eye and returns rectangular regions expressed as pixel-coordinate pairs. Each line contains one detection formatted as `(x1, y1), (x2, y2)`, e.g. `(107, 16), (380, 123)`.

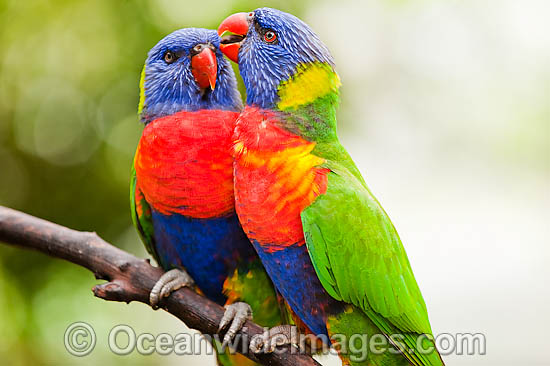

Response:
(164, 51), (176, 64)
(193, 44), (203, 53)
(263, 30), (277, 43)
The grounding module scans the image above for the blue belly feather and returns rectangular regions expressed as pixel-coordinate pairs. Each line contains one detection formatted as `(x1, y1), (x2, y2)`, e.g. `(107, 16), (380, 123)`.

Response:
(151, 210), (255, 305)
(250, 240), (344, 337)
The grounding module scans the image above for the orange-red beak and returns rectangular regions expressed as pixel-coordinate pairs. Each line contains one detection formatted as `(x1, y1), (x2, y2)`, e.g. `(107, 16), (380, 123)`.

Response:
(217, 12), (250, 63)
(191, 47), (217, 90)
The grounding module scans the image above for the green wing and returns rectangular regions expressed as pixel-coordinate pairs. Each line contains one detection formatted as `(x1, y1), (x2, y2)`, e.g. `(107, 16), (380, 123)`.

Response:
(130, 164), (159, 264)
(301, 155), (443, 366)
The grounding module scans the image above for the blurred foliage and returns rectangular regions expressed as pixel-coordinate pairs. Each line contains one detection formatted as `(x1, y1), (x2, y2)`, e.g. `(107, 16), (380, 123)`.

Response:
(0, 0), (311, 364)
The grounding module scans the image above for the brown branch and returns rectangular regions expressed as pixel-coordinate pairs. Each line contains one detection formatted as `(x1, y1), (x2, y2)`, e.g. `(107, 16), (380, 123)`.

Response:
(0, 206), (320, 366)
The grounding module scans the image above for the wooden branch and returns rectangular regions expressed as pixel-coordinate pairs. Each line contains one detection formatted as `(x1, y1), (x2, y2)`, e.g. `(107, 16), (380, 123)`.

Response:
(0, 206), (320, 366)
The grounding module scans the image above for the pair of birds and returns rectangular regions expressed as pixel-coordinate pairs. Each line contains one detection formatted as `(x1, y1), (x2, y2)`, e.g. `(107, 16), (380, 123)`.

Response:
(131, 7), (444, 366)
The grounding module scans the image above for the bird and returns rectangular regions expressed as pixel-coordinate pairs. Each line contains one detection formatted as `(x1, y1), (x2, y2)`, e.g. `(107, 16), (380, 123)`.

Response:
(131, 27), (282, 366)
(217, 8), (445, 366)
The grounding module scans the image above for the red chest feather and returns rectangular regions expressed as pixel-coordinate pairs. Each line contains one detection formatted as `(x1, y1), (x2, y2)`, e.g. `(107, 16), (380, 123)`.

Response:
(134, 110), (239, 218)
(233, 107), (329, 251)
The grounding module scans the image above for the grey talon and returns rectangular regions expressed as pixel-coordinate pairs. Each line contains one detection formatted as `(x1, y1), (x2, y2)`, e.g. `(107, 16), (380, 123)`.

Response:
(149, 268), (194, 308)
(218, 302), (253, 345)
(250, 325), (299, 354)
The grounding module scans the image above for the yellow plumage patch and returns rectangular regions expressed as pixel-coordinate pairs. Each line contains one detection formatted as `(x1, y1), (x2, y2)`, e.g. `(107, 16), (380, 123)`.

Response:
(238, 142), (326, 215)
(277, 63), (341, 111)
(238, 142), (323, 170)
(137, 64), (146, 115)
(233, 141), (245, 156)
(222, 268), (244, 305)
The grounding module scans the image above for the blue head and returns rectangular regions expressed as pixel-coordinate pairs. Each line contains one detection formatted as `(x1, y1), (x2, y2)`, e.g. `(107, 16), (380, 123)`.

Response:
(218, 8), (335, 109)
(139, 28), (243, 123)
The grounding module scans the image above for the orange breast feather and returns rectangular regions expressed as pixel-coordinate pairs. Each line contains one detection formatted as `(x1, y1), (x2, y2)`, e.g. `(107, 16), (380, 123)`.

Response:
(134, 110), (239, 219)
(233, 107), (329, 251)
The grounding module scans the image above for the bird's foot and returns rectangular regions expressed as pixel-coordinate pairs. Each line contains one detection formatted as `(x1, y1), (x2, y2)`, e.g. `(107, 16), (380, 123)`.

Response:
(150, 268), (194, 309)
(218, 302), (253, 345)
(250, 325), (301, 353)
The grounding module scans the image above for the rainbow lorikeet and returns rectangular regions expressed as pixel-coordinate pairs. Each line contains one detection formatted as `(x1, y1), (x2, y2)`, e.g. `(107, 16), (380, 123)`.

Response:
(218, 8), (445, 366)
(131, 28), (282, 365)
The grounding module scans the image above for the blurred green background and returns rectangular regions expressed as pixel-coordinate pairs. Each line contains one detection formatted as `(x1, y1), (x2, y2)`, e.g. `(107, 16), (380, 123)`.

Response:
(0, 0), (548, 365)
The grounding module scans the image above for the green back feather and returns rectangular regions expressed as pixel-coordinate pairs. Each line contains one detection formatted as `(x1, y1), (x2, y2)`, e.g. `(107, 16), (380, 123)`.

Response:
(301, 160), (443, 366)
(275, 61), (443, 365)
(130, 163), (159, 264)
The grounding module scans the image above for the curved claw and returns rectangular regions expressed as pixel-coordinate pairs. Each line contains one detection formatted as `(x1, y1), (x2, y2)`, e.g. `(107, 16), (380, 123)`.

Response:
(150, 268), (194, 309)
(218, 302), (253, 345)
(250, 325), (300, 354)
